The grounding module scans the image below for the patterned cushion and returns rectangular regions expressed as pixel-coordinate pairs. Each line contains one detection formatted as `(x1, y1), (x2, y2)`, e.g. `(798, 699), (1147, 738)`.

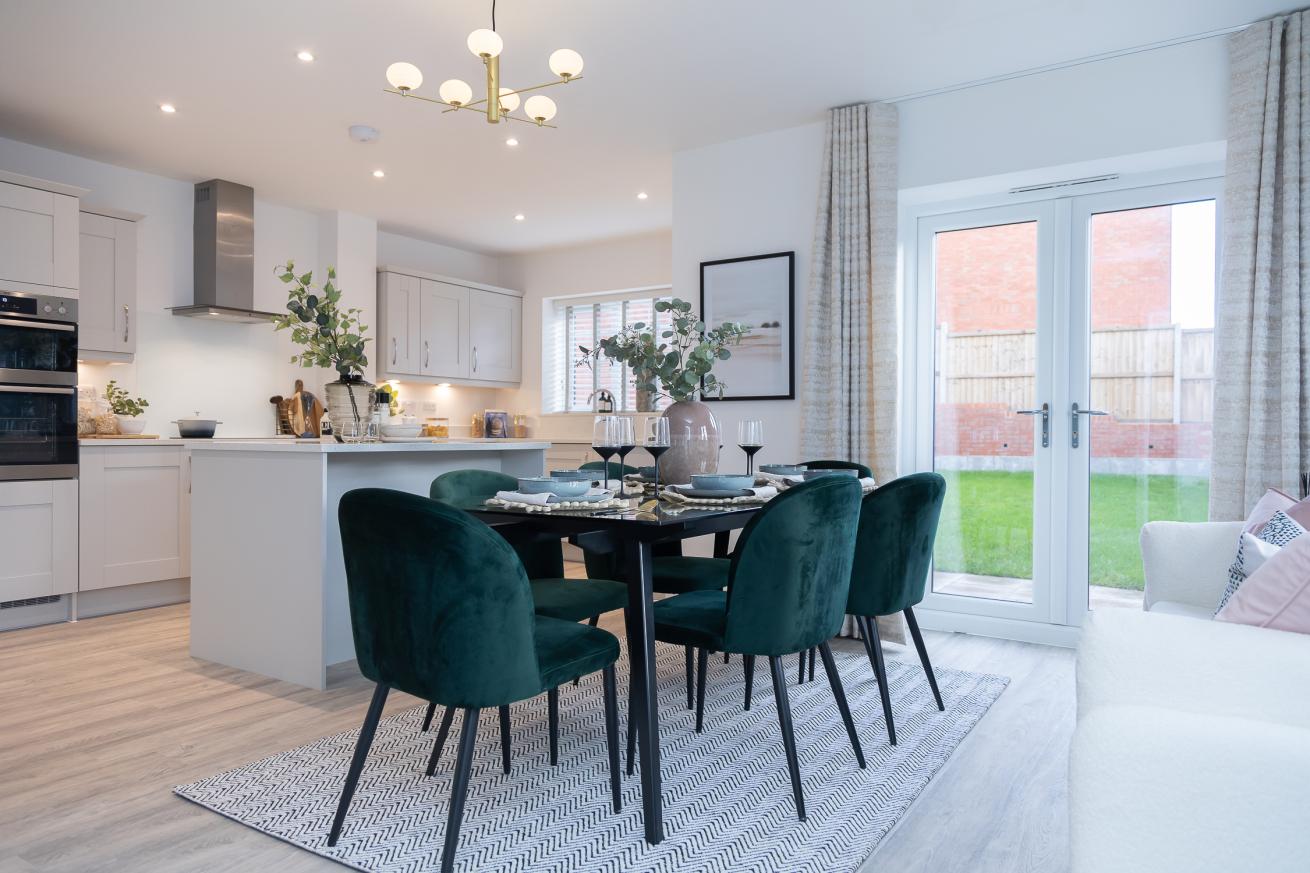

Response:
(1217, 510), (1306, 614)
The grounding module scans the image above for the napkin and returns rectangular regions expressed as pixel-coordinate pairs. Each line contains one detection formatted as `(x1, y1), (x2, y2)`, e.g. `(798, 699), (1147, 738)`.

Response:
(494, 490), (553, 505)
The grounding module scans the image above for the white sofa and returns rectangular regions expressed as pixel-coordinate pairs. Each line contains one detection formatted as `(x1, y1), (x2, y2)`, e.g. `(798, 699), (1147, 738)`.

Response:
(1070, 520), (1310, 873)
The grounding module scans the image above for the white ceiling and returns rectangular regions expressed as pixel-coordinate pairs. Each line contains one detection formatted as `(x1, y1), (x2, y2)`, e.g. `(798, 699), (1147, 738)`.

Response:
(0, 0), (1287, 253)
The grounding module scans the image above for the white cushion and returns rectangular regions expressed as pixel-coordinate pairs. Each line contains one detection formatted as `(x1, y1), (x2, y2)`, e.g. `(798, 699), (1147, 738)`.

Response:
(1147, 600), (1215, 620)
(1140, 521), (1243, 611)
(1070, 705), (1310, 873)
(1077, 608), (1310, 729)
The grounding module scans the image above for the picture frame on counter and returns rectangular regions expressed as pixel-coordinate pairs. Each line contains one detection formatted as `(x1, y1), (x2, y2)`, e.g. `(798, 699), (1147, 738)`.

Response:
(700, 251), (795, 401)
(483, 410), (510, 438)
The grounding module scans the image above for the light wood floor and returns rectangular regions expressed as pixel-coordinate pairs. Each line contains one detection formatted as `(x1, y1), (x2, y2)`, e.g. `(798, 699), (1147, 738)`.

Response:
(0, 601), (1074, 873)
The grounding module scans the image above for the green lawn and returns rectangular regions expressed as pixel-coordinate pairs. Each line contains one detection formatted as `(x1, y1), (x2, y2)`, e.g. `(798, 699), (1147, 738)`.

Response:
(934, 470), (1209, 590)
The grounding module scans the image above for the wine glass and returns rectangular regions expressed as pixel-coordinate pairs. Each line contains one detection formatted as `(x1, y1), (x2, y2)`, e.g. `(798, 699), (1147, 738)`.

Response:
(738, 419), (764, 476)
(592, 416), (619, 488)
(613, 416), (636, 478)
(645, 417), (671, 499)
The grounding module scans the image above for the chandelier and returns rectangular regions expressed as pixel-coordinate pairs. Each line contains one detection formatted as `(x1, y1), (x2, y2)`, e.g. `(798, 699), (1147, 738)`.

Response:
(383, 2), (584, 128)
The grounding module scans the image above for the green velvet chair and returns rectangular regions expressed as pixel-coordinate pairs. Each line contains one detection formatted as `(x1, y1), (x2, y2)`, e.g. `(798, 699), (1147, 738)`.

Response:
(578, 459), (639, 478)
(646, 476), (866, 821)
(428, 470), (628, 738)
(331, 489), (622, 873)
(845, 472), (948, 746)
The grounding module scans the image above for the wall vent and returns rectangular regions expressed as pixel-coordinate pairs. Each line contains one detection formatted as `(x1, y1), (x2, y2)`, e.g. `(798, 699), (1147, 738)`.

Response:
(0, 595), (62, 610)
(1010, 174), (1119, 195)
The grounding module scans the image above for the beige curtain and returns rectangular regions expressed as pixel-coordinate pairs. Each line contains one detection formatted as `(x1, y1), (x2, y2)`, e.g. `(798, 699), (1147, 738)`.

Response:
(800, 103), (903, 643)
(800, 102), (899, 484)
(1211, 12), (1310, 519)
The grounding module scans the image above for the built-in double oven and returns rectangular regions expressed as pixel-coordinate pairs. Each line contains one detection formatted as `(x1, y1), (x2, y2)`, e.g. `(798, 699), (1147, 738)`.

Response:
(0, 290), (78, 480)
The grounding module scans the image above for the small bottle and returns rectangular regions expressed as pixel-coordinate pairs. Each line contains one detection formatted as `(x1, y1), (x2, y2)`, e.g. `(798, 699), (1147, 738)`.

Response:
(321, 411), (334, 441)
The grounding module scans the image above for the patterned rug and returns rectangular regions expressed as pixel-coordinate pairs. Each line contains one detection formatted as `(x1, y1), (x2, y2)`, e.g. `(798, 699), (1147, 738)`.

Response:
(176, 643), (1008, 872)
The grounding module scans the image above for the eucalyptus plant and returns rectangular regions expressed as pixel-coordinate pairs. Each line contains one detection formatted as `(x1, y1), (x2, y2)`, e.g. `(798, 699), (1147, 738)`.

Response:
(271, 261), (370, 378)
(104, 380), (149, 417)
(577, 298), (751, 403)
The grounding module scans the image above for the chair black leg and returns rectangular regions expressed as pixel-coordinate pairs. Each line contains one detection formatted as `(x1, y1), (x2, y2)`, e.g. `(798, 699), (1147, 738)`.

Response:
(808, 647), (816, 683)
(860, 615), (897, 746)
(498, 704), (512, 774)
(723, 651), (730, 665)
(797, 649), (805, 684)
(440, 708), (480, 873)
(574, 616), (600, 686)
(684, 646), (694, 710)
(421, 701), (438, 732)
(602, 666), (621, 812)
(695, 646), (709, 733)
(328, 683), (389, 847)
(425, 706), (457, 776)
(625, 680), (637, 776)
(743, 654), (755, 711)
(548, 687), (560, 765)
(768, 656), (806, 821)
(904, 607), (945, 711)
(818, 641), (866, 768)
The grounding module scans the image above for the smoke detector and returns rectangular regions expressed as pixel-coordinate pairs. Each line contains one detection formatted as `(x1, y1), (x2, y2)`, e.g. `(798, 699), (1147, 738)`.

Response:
(348, 124), (381, 143)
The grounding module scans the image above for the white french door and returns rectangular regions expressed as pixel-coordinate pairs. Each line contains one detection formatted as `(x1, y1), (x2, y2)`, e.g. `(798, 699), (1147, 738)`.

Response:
(911, 178), (1221, 633)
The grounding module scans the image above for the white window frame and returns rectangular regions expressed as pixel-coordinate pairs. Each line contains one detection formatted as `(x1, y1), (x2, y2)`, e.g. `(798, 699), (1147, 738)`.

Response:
(541, 285), (674, 416)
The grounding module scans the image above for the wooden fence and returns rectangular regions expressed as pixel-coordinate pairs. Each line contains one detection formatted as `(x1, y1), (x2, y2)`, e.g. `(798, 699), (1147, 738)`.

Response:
(936, 325), (1214, 423)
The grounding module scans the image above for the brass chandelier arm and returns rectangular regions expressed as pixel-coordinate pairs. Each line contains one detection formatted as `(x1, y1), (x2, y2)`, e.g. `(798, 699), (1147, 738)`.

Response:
(382, 89), (558, 128)
(457, 75), (584, 111)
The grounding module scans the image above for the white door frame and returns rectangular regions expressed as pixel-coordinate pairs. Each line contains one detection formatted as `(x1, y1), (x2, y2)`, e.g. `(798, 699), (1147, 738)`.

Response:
(901, 167), (1223, 644)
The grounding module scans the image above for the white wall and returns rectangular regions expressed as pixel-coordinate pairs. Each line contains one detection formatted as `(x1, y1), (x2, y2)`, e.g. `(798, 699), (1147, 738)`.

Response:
(671, 36), (1233, 473)
(377, 230), (501, 286)
(499, 231), (674, 440)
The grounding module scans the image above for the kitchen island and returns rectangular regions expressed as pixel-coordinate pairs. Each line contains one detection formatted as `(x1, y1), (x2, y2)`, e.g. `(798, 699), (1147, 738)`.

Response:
(188, 439), (549, 689)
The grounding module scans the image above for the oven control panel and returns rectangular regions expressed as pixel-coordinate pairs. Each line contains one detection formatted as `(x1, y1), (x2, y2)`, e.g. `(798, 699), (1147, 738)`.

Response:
(0, 291), (77, 323)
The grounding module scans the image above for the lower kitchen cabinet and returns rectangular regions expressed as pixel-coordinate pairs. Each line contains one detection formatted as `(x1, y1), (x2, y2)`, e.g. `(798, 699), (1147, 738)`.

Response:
(79, 445), (190, 592)
(0, 479), (77, 602)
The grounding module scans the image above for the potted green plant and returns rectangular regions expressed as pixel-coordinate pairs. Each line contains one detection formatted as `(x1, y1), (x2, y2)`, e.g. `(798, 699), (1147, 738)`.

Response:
(105, 379), (149, 434)
(271, 261), (373, 436)
(578, 298), (750, 482)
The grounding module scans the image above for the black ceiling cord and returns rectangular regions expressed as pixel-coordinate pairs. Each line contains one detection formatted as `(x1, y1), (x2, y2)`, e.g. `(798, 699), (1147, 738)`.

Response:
(491, 0), (496, 31)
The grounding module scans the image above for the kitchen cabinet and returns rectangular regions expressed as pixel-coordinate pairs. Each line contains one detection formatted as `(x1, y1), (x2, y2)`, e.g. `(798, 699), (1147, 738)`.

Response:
(79, 445), (190, 592)
(78, 210), (139, 361)
(376, 267), (521, 386)
(0, 173), (84, 295)
(0, 479), (77, 602)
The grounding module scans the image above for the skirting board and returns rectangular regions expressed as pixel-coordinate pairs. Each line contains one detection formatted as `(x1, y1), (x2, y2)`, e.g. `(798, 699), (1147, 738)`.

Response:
(0, 578), (190, 632)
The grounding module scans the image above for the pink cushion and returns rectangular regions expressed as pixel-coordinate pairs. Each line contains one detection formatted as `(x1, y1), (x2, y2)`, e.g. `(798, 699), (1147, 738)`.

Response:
(1216, 535), (1310, 634)
(1243, 488), (1296, 534)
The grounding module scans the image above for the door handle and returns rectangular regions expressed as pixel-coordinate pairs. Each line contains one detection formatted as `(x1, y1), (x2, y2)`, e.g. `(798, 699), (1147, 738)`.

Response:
(1071, 402), (1108, 449)
(424, 340), (430, 369)
(1016, 402), (1049, 448)
(473, 346), (478, 373)
(392, 337), (397, 366)
(123, 305), (130, 344)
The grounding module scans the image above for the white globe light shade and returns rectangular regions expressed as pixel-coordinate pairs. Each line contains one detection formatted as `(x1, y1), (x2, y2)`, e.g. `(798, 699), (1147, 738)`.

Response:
(523, 95), (557, 123)
(438, 79), (474, 107)
(467, 28), (503, 58)
(497, 87), (520, 113)
(385, 62), (423, 91)
(548, 48), (584, 79)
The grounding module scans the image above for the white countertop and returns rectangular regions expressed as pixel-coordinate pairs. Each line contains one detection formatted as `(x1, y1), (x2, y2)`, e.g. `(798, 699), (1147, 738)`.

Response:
(186, 438), (551, 454)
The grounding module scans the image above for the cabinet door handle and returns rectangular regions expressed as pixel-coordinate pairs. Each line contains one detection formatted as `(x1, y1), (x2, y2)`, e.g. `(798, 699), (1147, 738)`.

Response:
(473, 346), (478, 373)
(188, 455), (192, 494)
(392, 337), (397, 366)
(123, 305), (130, 343)
(424, 340), (430, 369)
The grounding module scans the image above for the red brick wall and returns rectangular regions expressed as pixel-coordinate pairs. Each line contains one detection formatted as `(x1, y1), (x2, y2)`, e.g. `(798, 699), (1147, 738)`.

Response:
(935, 404), (1212, 460)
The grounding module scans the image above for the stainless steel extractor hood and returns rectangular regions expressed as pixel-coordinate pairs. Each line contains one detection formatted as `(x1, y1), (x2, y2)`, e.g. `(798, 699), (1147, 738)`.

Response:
(170, 179), (281, 324)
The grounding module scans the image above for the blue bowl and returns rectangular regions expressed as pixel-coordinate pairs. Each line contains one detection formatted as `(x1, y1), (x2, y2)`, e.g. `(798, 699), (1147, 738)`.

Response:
(518, 477), (592, 498)
(549, 469), (591, 480)
(690, 474), (755, 491)
(636, 466), (658, 480)
(802, 468), (859, 480)
(760, 464), (807, 476)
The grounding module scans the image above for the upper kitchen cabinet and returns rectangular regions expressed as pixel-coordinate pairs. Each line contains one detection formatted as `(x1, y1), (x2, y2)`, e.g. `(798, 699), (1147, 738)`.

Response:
(376, 268), (522, 386)
(78, 209), (141, 361)
(0, 171), (87, 296)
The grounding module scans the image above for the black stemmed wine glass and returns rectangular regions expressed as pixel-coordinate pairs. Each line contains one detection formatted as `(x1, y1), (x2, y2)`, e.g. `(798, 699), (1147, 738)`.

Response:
(592, 416), (619, 490)
(645, 417), (671, 500)
(613, 416), (636, 482)
(738, 419), (764, 477)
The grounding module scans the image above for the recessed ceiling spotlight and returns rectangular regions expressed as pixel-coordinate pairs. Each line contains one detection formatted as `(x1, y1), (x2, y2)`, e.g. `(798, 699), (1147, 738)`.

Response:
(372, 169), (386, 178)
(514, 213), (525, 221)
(297, 50), (315, 62)
(637, 191), (648, 200)
(505, 137), (519, 147)
(159, 103), (176, 114)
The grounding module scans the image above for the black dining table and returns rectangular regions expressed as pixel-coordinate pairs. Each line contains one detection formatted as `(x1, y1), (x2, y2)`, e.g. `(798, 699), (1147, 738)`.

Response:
(460, 497), (761, 845)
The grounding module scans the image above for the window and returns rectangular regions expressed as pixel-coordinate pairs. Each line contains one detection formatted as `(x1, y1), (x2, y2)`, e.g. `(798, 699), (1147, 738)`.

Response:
(543, 289), (673, 413)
